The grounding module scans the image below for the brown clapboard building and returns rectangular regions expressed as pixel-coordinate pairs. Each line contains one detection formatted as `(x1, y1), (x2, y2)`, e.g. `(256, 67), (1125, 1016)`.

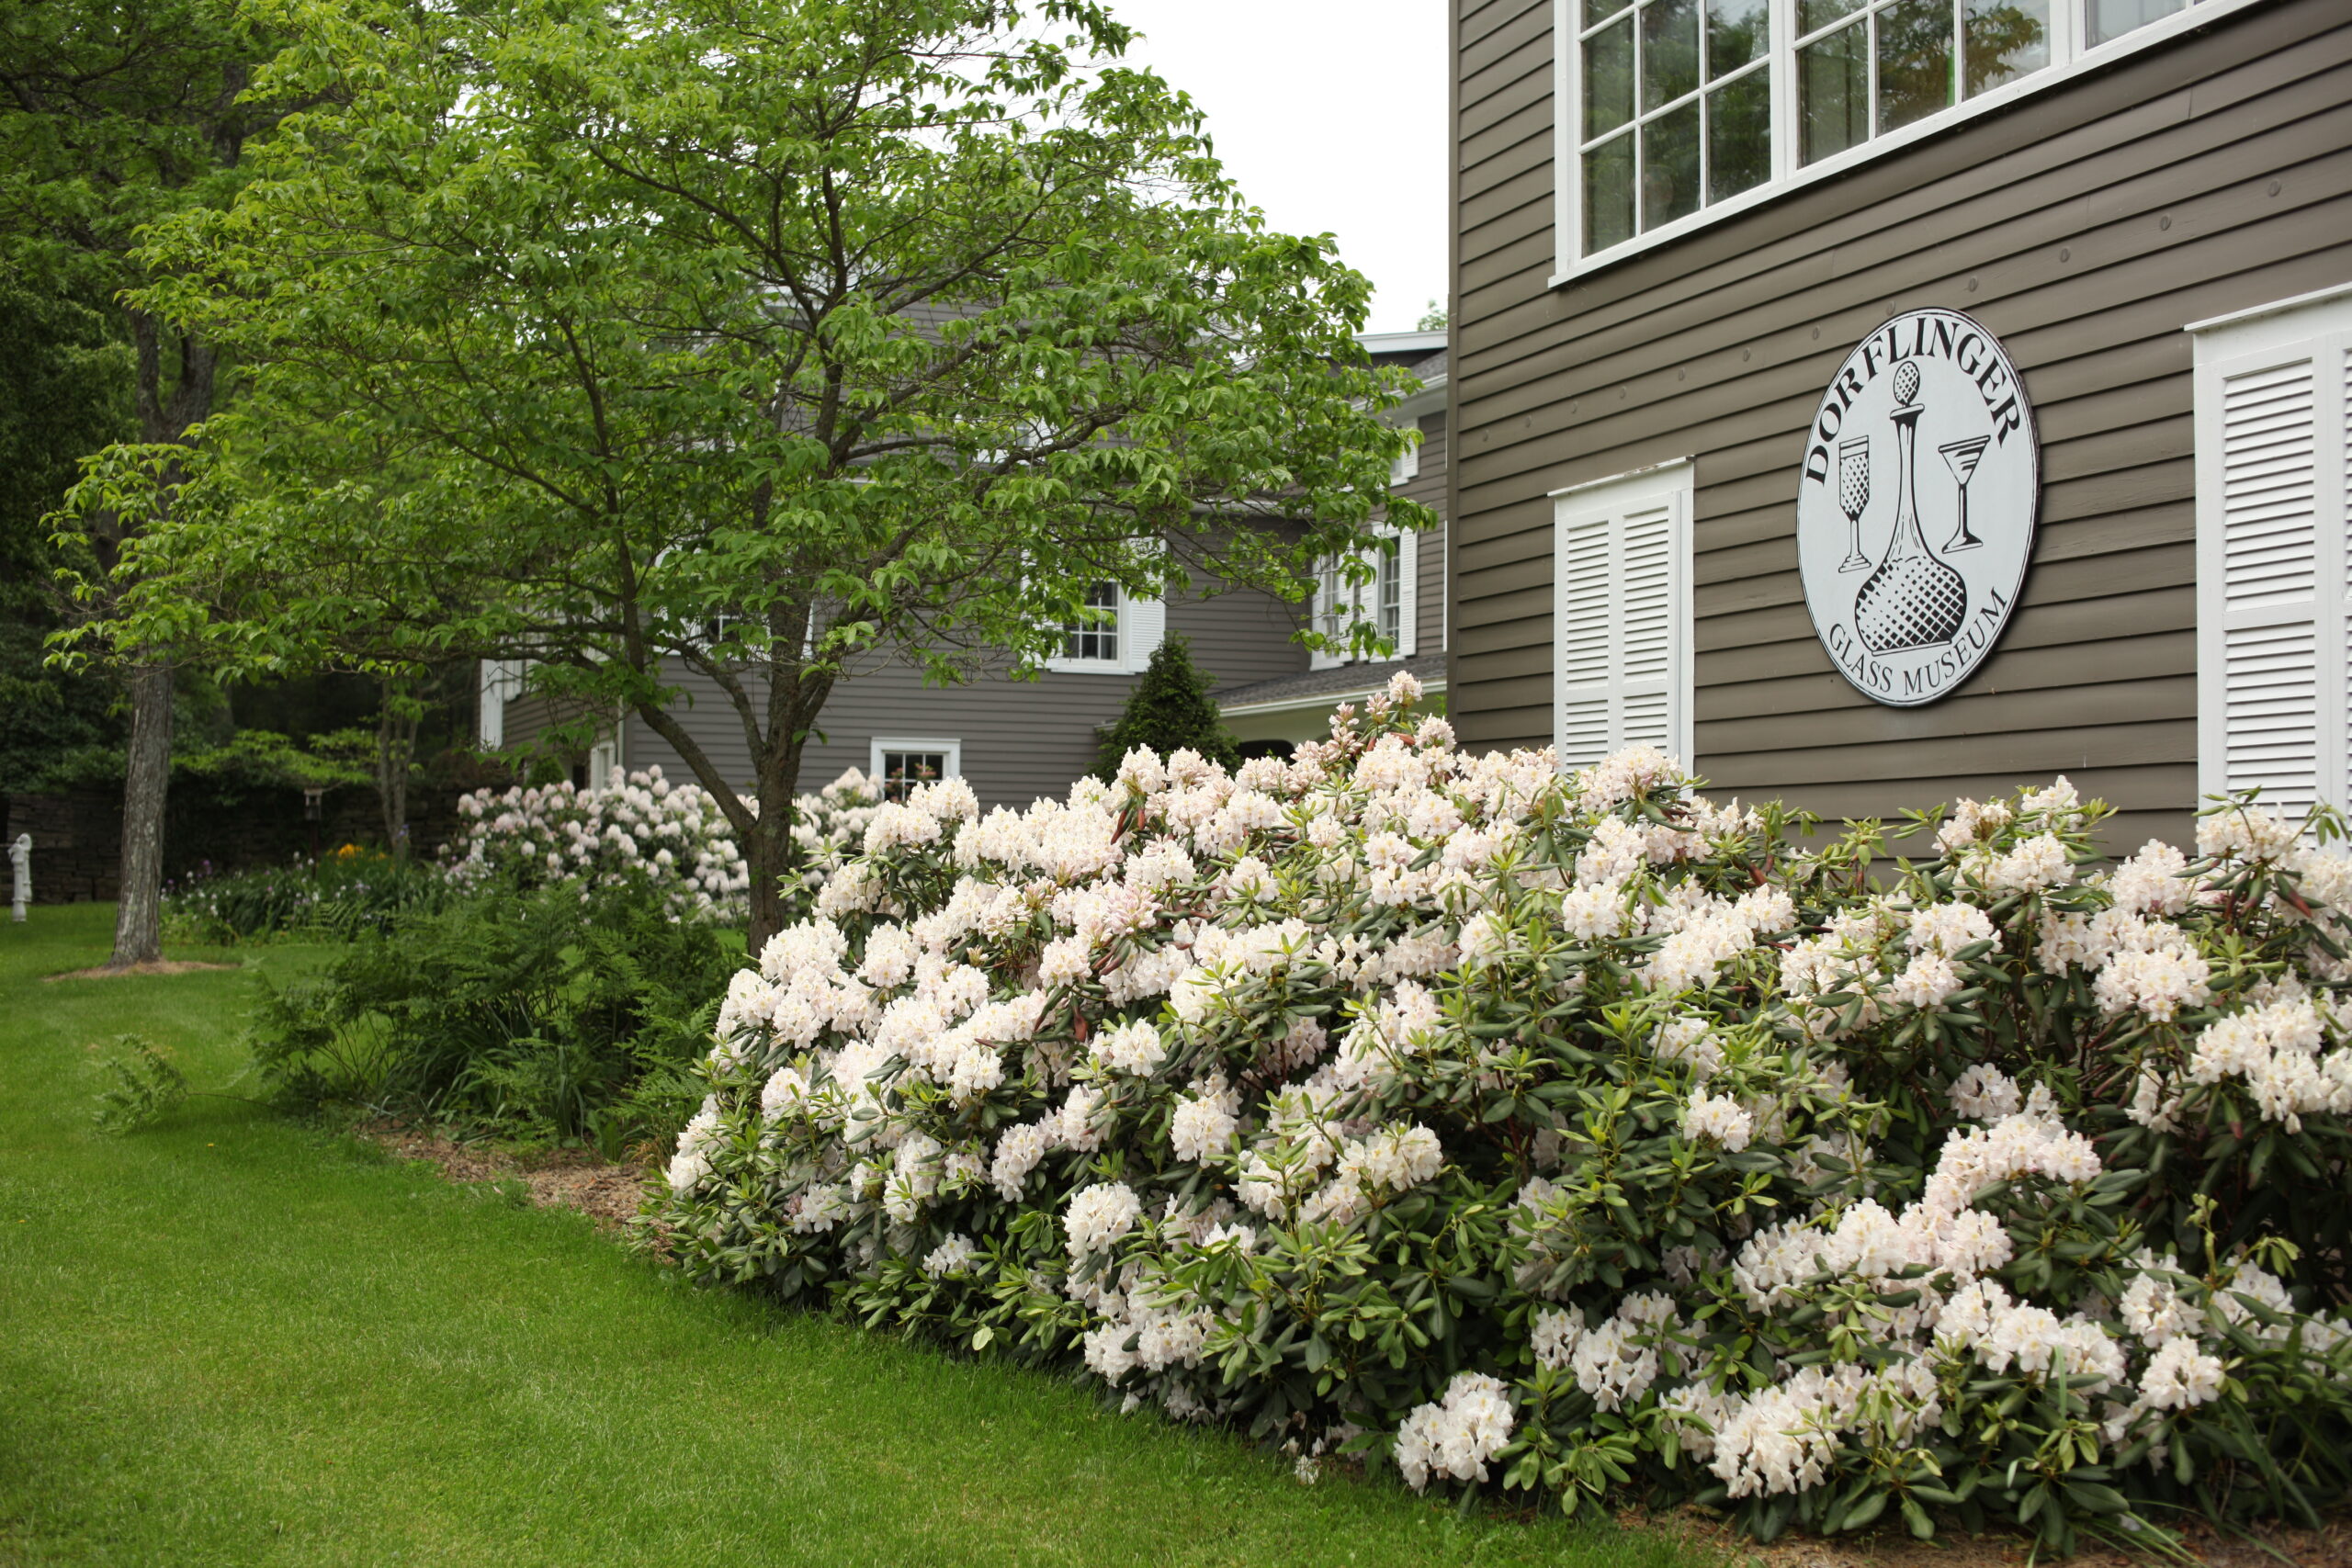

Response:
(1445, 0), (2352, 847)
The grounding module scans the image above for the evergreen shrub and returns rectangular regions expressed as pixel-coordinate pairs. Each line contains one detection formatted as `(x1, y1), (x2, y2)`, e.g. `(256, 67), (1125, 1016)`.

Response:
(656, 673), (2352, 1549)
(1092, 635), (1240, 782)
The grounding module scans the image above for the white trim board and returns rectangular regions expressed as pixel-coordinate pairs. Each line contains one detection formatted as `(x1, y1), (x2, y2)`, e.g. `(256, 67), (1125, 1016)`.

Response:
(1220, 678), (1451, 720)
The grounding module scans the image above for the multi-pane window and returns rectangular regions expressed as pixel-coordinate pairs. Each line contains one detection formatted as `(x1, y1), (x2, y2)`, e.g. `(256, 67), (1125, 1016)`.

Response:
(876, 748), (953, 802)
(1793, 0), (2050, 167)
(1392, 422), (1421, 486)
(1045, 578), (1164, 675)
(1062, 581), (1120, 664)
(1377, 537), (1405, 647)
(1566, 0), (2219, 262)
(1577, 0), (1770, 250)
(1311, 534), (1418, 669)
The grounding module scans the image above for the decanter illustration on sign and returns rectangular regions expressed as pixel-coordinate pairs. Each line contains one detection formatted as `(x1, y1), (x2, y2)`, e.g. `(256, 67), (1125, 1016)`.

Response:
(1836, 435), (1871, 572)
(1853, 359), (1968, 655)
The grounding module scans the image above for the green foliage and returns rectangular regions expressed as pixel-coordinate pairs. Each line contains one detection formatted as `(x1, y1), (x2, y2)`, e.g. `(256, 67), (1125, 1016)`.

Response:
(252, 882), (738, 1144)
(1092, 635), (1240, 782)
(2, 902), (1710, 1568)
(164, 847), (451, 945)
(63, 0), (1430, 945)
(0, 267), (133, 792)
(0, 0), (288, 642)
(1416, 300), (1448, 333)
(91, 1032), (190, 1135)
(660, 690), (2352, 1551)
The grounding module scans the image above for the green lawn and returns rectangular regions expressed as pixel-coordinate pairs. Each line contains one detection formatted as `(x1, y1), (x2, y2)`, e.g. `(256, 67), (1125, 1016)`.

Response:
(0, 903), (1712, 1568)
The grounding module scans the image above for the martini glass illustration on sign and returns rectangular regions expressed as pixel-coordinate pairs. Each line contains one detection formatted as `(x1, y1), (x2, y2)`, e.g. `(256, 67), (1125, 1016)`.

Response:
(1853, 360), (1968, 655)
(1836, 436), (1871, 572)
(1938, 434), (1992, 553)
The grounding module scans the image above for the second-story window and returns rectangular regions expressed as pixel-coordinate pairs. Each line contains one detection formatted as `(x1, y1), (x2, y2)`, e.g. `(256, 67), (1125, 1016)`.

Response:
(1565, 0), (2219, 265)
(1577, 0), (1771, 251)
(1063, 581), (1120, 664)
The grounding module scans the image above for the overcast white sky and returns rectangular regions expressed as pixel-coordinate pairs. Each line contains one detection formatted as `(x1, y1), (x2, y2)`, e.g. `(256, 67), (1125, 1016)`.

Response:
(1103, 1), (1449, 335)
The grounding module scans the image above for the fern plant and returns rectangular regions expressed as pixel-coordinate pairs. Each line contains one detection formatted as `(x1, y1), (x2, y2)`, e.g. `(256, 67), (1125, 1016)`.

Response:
(92, 1035), (189, 1136)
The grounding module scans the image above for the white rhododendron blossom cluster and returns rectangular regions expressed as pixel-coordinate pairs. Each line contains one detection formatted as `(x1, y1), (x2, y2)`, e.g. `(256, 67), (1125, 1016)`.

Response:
(653, 679), (2352, 1548)
(447, 765), (880, 921)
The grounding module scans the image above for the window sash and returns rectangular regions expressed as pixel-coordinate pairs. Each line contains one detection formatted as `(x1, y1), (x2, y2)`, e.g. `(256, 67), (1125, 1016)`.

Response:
(1554, 0), (2250, 274)
(1061, 581), (1121, 664)
(1310, 533), (1417, 670)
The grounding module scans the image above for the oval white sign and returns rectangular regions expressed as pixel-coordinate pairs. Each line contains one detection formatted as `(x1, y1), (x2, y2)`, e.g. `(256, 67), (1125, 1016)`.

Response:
(1796, 309), (2040, 708)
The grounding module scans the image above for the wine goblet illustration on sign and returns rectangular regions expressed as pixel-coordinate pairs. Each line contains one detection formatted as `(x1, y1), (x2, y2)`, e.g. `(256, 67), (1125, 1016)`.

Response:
(1853, 359), (1969, 656)
(1938, 434), (1992, 553)
(1836, 435), (1871, 573)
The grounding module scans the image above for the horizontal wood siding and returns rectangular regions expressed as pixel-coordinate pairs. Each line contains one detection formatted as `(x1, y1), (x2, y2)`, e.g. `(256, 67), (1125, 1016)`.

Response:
(619, 575), (1309, 809)
(1450, 0), (2352, 845)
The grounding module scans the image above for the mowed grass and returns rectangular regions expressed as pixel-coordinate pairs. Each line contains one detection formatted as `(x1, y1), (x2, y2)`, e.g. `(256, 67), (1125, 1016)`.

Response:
(0, 903), (1713, 1568)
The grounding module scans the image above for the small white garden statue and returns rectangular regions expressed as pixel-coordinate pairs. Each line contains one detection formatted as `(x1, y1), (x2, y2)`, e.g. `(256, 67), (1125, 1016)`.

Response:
(10, 833), (29, 922)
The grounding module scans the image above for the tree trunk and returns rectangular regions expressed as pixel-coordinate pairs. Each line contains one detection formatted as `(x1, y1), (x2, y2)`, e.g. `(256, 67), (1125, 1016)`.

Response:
(375, 678), (420, 859)
(108, 662), (173, 968)
(745, 810), (793, 956)
(626, 663), (818, 954)
(744, 730), (811, 955)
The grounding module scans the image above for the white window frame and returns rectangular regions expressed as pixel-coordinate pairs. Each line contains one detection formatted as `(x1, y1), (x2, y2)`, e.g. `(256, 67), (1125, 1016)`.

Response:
(1551, 0), (2265, 285)
(1040, 560), (1168, 676)
(1048, 581), (1127, 672)
(1308, 529), (1420, 671)
(870, 738), (964, 801)
(2189, 283), (2352, 816)
(1551, 459), (1696, 767)
(588, 732), (622, 788)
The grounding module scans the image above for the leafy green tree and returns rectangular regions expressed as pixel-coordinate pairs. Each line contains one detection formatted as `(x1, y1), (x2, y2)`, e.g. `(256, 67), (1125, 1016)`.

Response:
(1091, 635), (1239, 781)
(1, 0), (294, 964)
(0, 269), (131, 794)
(80, 0), (1428, 947)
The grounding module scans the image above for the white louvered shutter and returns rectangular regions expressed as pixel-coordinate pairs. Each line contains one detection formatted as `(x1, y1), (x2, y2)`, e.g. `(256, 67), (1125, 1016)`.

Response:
(478, 659), (526, 749)
(1396, 530), (1419, 658)
(1553, 465), (1692, 769)
(1123, 588), (1167, 674)
(2194, 294), (2352, 818)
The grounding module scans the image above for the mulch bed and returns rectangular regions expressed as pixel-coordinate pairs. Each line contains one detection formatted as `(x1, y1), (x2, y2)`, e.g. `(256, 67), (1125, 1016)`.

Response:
(364, 1120), (655, 1229)
(46, 959), (242, 981)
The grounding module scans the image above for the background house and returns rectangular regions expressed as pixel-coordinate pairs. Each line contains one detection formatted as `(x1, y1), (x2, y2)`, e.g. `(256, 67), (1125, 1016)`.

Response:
(1446, 0), (2350, 848)
(482, 333), (1452, 805)
(1216, 330), (1453, 750)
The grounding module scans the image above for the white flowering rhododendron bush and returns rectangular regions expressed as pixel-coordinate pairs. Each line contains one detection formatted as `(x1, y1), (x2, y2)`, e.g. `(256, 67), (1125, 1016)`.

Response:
(447, 765), (880, 922)
(652, 675), (2352, 1549)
